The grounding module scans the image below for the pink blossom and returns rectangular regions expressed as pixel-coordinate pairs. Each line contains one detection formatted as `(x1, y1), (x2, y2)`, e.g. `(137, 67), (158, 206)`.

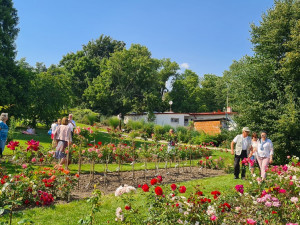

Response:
(31, 158), (36, 163)
(210, 215), (217, 221)
(22, 164), (28, 169)
(265, 201), (272, 207)
(247, 219), (257, 224)
(272, 201), (281, 207)
(82, 150), (85, 154)
(88, 148), (93, 153)
(279, 189), (287, 193)
(291, 197), (298, 203)
(98, 154), (103, 158)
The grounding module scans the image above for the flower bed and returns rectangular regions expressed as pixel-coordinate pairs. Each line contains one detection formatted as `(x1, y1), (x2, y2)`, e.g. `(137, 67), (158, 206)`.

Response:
(113, 157), (300, 224)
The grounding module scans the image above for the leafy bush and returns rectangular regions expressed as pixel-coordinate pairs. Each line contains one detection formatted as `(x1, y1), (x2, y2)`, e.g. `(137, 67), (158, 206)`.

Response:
(108, 116), (120, 129)
(163, 124), (173, 134)
(70, 108), (99, 125)
(126, 120), (144, 131)
(153, 125), (164, 136)
(191, 132), (218, 145)
(143, 122), (154, 137)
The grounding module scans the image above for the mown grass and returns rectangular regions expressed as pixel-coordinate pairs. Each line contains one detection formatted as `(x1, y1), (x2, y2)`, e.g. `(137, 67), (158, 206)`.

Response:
(0, 174), (248, 224)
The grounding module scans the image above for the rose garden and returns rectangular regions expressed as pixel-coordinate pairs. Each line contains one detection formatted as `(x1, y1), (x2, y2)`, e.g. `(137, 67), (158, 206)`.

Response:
(0, 123), (299, 225)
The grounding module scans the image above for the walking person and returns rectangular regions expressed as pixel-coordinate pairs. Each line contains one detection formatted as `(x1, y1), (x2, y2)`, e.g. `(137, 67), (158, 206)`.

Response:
(0, 113), (9, 158)
(231, 127), (252, 179)
(256, 131), (273, 180)
(53, 117), (72, 168)
(68, 114), (76, 136)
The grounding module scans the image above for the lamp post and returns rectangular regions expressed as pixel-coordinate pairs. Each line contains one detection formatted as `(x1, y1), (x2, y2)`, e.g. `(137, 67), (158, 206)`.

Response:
(169, 101), (173, 112)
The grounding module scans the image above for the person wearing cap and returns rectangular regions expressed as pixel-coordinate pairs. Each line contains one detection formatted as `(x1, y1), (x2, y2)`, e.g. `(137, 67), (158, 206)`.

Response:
(256, 131), (273, 180)
(231, 127), (252, 179)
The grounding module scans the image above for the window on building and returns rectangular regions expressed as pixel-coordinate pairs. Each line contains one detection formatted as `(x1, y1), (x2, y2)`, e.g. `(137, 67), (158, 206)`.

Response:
(171, 118), (179, 123)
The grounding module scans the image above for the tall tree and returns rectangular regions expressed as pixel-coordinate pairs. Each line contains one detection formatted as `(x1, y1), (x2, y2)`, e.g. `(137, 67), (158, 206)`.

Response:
(84, 44), (162, 115)
(225, 0), (300, 162)
(168, 69), (207, 113)
(0, 0), (19, 107)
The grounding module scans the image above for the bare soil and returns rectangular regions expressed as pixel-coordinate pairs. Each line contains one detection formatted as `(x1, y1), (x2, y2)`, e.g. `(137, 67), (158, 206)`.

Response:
(71, 166), (226, 199)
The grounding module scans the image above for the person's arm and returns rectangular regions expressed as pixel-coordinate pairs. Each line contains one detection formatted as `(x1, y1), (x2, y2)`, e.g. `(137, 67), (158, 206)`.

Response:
(231, 141), (235, 155)
(269, 140), (274, 163)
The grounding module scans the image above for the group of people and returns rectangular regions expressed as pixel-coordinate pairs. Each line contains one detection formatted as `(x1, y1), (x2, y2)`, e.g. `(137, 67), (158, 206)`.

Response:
(50, 114), (76, 168)
(231, 127), (274, 180)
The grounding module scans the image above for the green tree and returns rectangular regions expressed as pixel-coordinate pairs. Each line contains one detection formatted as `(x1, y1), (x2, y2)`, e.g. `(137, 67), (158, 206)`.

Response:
(84, 44), (163, 115)
(0, 0), (19, 107)
(59, 35), (125, 104)
(225, 0), (300, 162)
(200, 74), (226, 112)
(169, 69), (207, 112)
(27, 65), (72, 126)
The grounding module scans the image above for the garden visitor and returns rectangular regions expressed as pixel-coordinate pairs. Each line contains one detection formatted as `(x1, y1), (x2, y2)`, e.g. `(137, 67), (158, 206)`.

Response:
(22, 126), (36, 135)
(0, 113), (9, 158)
(68, 114), (76, 136)
(53, 117), (72, 168)
(256, 131), (273, 180)
(167, 129), (177, 152)
(231, 127), (252, 179)
(248, 132), (258, 175)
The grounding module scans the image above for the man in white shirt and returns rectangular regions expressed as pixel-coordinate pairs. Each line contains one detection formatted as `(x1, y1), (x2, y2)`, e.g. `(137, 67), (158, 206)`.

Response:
(231, 127), (252, 179)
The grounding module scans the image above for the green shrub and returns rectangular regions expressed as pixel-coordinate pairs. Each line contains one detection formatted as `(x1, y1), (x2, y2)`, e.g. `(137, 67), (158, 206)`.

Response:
(70, 108), (99, 124)
(191, 132), (218, 145)
(163, 124), (173, 134)
(143, 122), (154, 137)
(126, 120), (144, 131)
(153, 125), (164, 135)
(108, 116), (120, 129)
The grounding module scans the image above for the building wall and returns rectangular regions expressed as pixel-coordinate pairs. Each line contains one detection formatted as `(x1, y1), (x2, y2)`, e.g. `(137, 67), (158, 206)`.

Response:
(155, 114), (187, 127)
(194, 121), (221, 135)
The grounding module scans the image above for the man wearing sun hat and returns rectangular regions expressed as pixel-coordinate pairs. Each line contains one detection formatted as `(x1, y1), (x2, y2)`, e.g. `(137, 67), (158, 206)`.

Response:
(231, 127), (252, 179)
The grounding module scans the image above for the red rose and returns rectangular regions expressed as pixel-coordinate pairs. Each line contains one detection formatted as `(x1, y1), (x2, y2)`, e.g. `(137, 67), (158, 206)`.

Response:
(157, 175), (162, 183)
(142, 184), (149, 192)
(155, 186), (163, 196)
(151, 178), (158, 185)
(125, 205), (131, 210)
(98, 141), (102, 145)
(272, 211), (277, 214)
(171, 184), (177, 191)
(138, 184), (141, 188)
(179, 186), (186, 193)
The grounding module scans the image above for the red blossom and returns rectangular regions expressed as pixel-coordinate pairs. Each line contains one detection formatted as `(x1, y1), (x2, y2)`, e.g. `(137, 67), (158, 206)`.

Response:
(179, 186), (186, 193)
(26, 139), (40, 151)
(155, 186), (163, 196)
(157, 175), (163, 183)
(125, 205), (131, 210)
(142, 184), (149, 192)
(171, 184), (177, 191)
(151, 178), (158, 185)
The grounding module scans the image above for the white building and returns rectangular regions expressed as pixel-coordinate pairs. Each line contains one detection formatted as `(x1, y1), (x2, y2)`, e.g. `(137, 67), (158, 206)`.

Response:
(124, 107), (236, 131)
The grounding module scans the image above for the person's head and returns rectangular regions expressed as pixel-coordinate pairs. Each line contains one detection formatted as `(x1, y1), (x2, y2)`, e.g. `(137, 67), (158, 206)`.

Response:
(57, 119), (61, 125)
(0, 113), (8, 122)
(61, 117), (68, 125)
(68, 114), (73, 120)
(260, 131), (267, 140)
(242, 127), (250, 137)
(169, 129), (174, 134)
(252, 132), (258, 141)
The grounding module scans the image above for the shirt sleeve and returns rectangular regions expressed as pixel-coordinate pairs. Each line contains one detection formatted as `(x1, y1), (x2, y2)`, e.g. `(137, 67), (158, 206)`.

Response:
(269, 140), (274, 156)
(233, 135), (239, 143)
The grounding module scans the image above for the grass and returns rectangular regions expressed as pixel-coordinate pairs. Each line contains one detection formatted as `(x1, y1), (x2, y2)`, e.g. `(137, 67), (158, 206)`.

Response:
(0, 174), (248, 224)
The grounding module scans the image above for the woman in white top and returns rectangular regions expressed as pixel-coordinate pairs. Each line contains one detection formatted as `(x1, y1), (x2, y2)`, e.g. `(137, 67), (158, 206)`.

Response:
(256, 131), (274, 179)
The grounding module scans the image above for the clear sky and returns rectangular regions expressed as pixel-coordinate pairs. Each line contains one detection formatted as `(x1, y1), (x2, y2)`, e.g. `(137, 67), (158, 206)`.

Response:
(13, 0), (274, 77)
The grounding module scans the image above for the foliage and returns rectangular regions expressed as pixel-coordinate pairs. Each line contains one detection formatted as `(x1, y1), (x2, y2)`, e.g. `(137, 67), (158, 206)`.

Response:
(70, 108), (99, 125)
(108, 116), (120, 129)
(224, 0), (300, 163)
(125, 120), (144, 131)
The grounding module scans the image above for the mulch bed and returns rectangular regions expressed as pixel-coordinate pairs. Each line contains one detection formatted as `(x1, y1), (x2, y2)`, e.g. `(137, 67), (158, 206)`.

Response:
(71, 166), (226, 199)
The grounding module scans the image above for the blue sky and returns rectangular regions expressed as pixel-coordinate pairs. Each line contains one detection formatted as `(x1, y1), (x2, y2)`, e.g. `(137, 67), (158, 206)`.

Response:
(14, 0), (274, 77)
